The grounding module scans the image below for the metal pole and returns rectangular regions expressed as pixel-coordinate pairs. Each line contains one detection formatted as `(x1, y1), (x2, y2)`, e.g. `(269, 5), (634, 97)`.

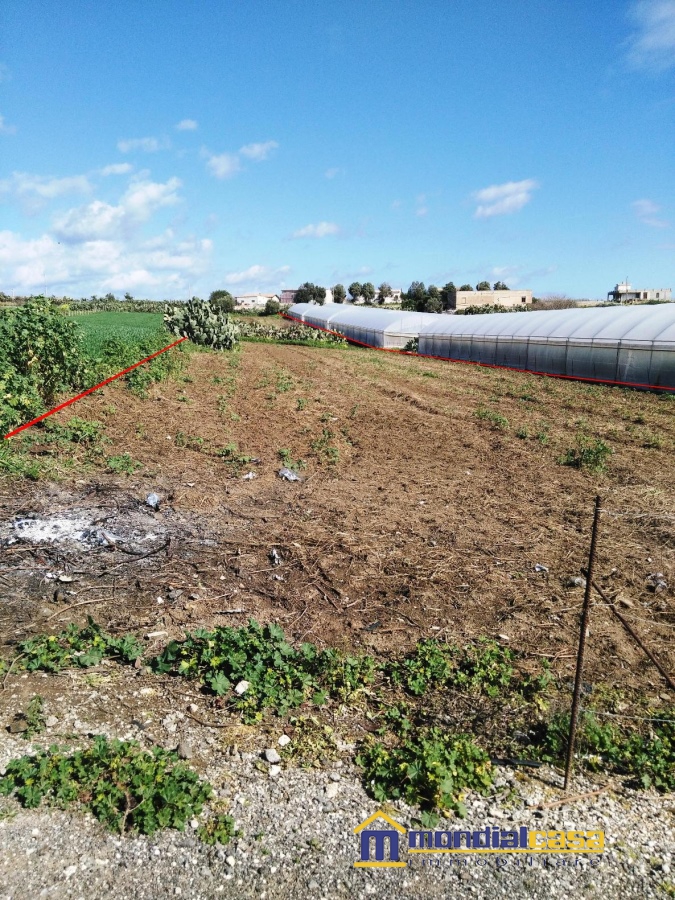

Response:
(564, 495), (602, 791)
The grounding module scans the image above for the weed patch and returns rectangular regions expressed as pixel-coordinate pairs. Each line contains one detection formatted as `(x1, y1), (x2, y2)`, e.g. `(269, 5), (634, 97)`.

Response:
(0, 737), (212, 835)
(16, 617), (144, 673)
(559, 436), (612, 473)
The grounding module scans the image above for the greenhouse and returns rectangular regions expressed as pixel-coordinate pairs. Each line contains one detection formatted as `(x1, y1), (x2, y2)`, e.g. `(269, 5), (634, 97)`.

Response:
(417, 304), (675, 390)
(288, 303), (434, 349)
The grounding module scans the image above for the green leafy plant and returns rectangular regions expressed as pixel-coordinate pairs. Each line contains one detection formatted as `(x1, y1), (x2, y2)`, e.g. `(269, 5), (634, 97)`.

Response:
(106, 453), (142, 474)
(388, 640), (453, 696)
(278, 448), (305, 471)
(15, 617), (144, 673)
(310, 428), (340, 464)
(357, 728), (493, 822)
(0, 737), (212, 835)
(559, 436), (612, 473)
(164, 298), (239, 350)
(474, 407), (509, 430)
(21, 695), (46, 740)
(198, 813), (237, 845)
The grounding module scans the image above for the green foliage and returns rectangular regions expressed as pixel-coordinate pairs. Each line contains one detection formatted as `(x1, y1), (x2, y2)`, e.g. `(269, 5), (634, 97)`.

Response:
(332, 283), (346, 304)
(559, 436), (612, 472)
(310, 428), (340, 464)
(15, 617), (144, 673)
(448, 639), (515, 698)
(217, 443), (254, 473)
(208, 290), (236, 313)
(164, 298), (240, 350)
(376, 283), (392, 304)
(294, 283), (326, 305)
(476, 281), (492, 291)
(356, 728), (493, 821)
(280, 716), (341, 767)
(388, 640), (452, 696)
(198, 813), (237, 845)
(0, 737), (212, 835)
(46, 417), (103, 445)
(348, 282), (362, 302)
(151, 620), (375, 724)
(474, 407), (510, 430)
(493, 281), (509, 290)
(404, 337), (419, 352)
(361, 282), (376, 304)
(106, 453), (142, 474)
(237, 321), (346, 347)
(531, 709), (675, 792)
(278, 448), (306, 471)
(21, 696), (46, 740)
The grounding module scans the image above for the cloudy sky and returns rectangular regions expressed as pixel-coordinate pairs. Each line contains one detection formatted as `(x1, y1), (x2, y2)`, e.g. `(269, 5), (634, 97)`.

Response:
(1, 0), (674, 299)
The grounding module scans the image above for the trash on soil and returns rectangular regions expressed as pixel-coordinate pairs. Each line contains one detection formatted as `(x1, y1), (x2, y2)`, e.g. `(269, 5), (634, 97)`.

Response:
(272, 574), (284, 582)
(145, 631), (168, 640)
(234, 680), (250, 695)
(564, 576), (586, 589)
(647, 573), (668, 593)
(269, 548), (282, 566)
(146, 493), (161, 510)
(278, 467), (301, 482)
(242, 472), (257, 480)
(534, 564), (549, 573)
(214, 608), (246, 615)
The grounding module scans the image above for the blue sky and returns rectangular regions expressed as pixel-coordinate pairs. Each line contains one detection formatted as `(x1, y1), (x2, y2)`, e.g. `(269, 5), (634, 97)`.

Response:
(1, 0), (674, 299)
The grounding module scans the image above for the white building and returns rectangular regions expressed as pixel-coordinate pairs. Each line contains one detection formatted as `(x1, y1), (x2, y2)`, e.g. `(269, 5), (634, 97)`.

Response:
(607, 283), (672, 303)
(452, 289), (533, 310)
(235, 293), (280, 309)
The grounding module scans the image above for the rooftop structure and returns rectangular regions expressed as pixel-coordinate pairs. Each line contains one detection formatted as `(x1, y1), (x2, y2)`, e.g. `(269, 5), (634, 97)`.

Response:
(607, 283), (671, 304)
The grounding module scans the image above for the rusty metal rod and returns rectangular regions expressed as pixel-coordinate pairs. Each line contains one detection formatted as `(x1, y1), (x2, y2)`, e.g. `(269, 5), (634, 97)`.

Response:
(591, 580), (675, 693)
(564, 495), (602, 791)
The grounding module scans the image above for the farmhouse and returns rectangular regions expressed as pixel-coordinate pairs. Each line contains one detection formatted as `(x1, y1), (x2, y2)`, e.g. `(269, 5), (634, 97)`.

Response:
(235, 293), (280, 309)
(607, 282), (672, 304)
(451, 289), (533, 310)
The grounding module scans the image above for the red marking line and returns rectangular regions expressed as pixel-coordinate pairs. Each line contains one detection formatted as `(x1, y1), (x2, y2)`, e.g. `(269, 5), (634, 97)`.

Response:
(281, 314), (674, 392)
(3, 336), (187, 440)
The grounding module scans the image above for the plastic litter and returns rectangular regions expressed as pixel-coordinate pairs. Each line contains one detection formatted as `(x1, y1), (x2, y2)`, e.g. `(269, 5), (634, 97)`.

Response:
(146, 493), (161, 510)
(269, 548), (282, 566)
(278, 467), (301, 482)
(564, 576), (586, 589)
(647, 573), (668, 593)
(534, 564), (549, 573)
(243, 472), (257, 480)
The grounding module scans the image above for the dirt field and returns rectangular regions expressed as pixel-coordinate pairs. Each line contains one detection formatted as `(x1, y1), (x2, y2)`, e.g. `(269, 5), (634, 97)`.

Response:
(1, 340), (673, 692)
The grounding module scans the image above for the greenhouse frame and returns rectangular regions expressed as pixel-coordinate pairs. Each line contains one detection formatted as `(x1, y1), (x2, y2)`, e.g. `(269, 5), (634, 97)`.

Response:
(288, 303), (434, 348)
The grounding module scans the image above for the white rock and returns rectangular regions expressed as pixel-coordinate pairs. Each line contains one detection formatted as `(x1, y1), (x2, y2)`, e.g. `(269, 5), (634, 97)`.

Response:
(278, 735), (291, 747)
(265, 748), (281, 764)
(226, 856), (236, 868)
(63, 866), (77, 879)
(45, 716), (58, 728)
(234, 680), (250, 695)
(325, 783), (339, 800)
(268, 765), (281, 778)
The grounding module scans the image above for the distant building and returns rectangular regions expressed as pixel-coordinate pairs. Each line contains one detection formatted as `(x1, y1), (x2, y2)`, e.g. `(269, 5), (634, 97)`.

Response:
(235, 293), (280, 309)
(280, 290), (298, 305)
(452, 289), (533, 310)
(607, 283), (672, 304)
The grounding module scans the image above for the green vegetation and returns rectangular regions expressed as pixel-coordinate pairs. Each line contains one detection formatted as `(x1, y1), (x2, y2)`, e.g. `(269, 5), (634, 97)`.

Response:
(356, 729), (493, 823)
(106, 453), (143, 474)
(71, 311), (164, 356)
(17, 617), (144, 673)
(278, 448), (306, 471)
(20, 696), (46, 740)
(0, 737), (211, 835)
(198, 813), (237, 845)
(559, 435), (612, 472)
(164, 297), (239, 350)
(310, 427), (340, 464)
(474, 406), (510, 430)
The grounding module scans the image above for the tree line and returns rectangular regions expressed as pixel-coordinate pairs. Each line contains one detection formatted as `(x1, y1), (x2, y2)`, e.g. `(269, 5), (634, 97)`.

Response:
(292, 280), (510, 311)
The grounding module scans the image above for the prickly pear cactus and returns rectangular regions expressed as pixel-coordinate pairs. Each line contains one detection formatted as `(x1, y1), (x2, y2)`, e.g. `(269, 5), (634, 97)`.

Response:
(164, 298), (240, 350)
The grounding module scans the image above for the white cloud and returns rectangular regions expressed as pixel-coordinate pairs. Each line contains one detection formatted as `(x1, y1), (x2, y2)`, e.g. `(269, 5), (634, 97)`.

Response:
(222, 264), (291, 289)
(239, 140), (278, 161)
(204, 151), (241, 179)
(291, 221), (340, 239)
(117, 136), (170, 153)
(176, 119), (198, 131)
(325, 167), (342, 179)
(53, 177), (182, 243)
(626, 1), (675, 71)
(0, 227), (212, 297)
(101, 163), (133, 176)
(473, 179), (539, 218)
(0, 114), (16, 135)
(632, 197), (670, 227)
(0, 171), (92, 214)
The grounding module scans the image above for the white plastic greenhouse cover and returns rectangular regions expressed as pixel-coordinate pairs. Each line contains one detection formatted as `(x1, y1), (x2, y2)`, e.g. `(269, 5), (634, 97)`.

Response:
(418, 304), (675, 389)
(286, 303), (314, 322)
(287, 303), (437, 348)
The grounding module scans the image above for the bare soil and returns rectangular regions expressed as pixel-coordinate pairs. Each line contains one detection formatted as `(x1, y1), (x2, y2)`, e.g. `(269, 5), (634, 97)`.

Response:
(1, 341), (673, 696)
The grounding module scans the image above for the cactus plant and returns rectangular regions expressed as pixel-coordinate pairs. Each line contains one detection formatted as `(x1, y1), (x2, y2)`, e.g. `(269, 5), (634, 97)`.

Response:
(164, 298), (240, 350)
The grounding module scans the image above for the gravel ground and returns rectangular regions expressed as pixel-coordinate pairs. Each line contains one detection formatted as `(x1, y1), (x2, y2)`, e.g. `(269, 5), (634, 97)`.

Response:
(0, 725), (672, 900)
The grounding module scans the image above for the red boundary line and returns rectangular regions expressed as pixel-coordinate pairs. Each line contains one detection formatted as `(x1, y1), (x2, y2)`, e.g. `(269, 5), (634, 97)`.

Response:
(3, 336), (188, 440)
(282, 313), (674, 392)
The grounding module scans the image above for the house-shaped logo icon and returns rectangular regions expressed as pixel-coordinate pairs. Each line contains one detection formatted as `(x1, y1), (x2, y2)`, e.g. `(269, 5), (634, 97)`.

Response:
(354, 811), (407, 867)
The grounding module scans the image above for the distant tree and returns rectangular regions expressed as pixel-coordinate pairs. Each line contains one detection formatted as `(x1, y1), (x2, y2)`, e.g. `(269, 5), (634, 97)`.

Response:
(295, 282), (326, 305)
(493, 281), (509, 291)
(333, 283), (346, 304)
(376, 282), (392, 304)
(459, 284), (474, 292)
(440, 282), (456, 310)
(262, 297), (281, 316)
(476, 281), (491, 291)
(124, 292), (134, 301)
(361, 282), (376, 304)
(348, 282), (363, 302)
(104, 293), (117, 302)
(209, 289), (236, 312)
(425, 285), (442, 313)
